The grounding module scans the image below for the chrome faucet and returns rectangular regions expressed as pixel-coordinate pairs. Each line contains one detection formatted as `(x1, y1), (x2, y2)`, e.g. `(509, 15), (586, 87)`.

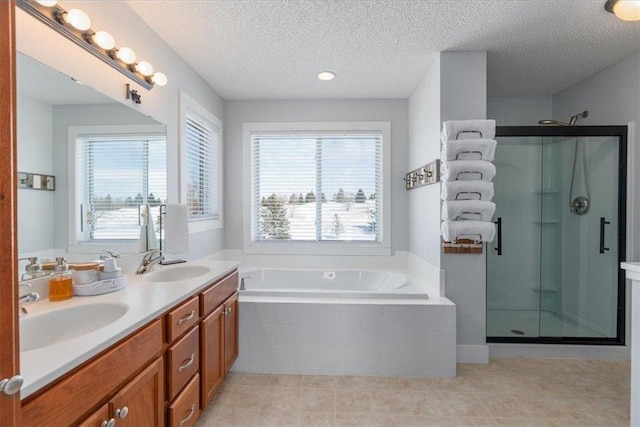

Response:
(240, 276), (252, 291)
(18, 290), (40, 316)
(100, 250), (121, 260)
(136, 250), (163, 275)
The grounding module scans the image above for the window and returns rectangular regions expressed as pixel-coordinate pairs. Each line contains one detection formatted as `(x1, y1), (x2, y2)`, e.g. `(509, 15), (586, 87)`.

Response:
(243, 122), (391, 255)
(180, 91), (223, 232)
(70, 125), (166, 250)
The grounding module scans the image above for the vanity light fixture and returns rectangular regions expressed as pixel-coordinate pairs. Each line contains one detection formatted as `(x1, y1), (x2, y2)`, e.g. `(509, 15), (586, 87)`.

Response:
(17, 0), (168, 90)
(317, 71), (336, 81)
(605, 0), (640, 21)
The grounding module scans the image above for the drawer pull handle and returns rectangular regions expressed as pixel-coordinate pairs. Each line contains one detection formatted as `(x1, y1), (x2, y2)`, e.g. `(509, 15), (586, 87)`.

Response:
(178, 354), (195, 373)
(177, 310), (195, 325)
(115, 406), (128, 419)
(178, 403), (196, 427)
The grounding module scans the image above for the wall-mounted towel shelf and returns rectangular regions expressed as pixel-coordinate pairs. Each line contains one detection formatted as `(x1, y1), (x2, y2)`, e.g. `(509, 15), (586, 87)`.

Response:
(404, 159), (440, 190)
(18, 172), (55, 191)
(442, 238), (483, 254)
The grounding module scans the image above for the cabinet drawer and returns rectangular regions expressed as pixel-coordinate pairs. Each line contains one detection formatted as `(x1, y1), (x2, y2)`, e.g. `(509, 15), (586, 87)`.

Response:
(167, 296), (199, 342)
(167, 325), (199, 400)
(168, 375), (201, 427)
(200, 271), (238, 316)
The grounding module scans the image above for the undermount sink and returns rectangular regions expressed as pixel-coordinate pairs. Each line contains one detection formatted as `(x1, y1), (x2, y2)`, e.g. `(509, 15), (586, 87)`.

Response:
(20, 302), (129, 352)
(143, 265), (211, 283)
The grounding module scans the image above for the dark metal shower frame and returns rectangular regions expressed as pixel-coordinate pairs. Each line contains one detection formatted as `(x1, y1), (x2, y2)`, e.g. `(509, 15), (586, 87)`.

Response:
(487, 125), (627, 346)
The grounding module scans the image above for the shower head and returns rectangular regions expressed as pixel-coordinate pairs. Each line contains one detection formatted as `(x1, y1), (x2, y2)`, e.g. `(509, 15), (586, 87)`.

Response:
(538, 110), (589, 126)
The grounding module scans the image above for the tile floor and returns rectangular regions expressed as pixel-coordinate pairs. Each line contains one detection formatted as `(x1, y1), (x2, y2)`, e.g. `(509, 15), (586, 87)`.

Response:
(195, 358), (630, 427)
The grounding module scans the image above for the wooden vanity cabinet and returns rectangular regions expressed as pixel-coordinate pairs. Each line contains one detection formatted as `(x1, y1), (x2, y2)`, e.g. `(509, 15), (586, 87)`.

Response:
(199, 272), (239, 409)
(223, 292), (239, 373)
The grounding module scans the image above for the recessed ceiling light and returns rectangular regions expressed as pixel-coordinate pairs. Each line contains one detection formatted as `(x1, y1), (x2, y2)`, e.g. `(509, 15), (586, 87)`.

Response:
(317, 71), (335, 81)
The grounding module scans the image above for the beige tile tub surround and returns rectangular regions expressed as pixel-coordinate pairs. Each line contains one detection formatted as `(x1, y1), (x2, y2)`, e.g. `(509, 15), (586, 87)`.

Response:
(195, 358), (630, 427)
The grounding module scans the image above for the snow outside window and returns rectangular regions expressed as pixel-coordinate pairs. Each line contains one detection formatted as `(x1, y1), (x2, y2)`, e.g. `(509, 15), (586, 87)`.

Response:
(74, 131), (166, 245)
(244, 122), (391, 256)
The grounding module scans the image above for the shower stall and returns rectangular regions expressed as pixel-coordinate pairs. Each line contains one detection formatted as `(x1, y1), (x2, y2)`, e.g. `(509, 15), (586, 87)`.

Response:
(486, 126), (626, 344)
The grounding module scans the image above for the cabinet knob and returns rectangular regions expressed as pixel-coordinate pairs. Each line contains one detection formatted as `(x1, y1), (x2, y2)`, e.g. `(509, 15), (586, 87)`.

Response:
(101, 418), (116, 427)
(0, 375), (23, 396)
(115, 406), (128, 419)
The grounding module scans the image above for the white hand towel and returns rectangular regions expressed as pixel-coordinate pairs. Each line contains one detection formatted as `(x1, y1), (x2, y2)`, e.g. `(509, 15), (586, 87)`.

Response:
(441, 160), (496, 182)
(442, 200), (496, 222)
(441, 220), (496, 242)
(137, 205), (159, 252)
(441, 119), (496, 142)
(146, 207), (159, 250)
(441, 180), (494, 201)
(164, 204), (189, 254)
(441, 139), (497, 161)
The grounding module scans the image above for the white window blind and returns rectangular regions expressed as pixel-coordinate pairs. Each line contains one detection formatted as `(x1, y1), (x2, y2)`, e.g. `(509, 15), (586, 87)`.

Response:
(185, 111), (219, 221)
(251, 132), (382, 242)
(75, 134), (166, 242)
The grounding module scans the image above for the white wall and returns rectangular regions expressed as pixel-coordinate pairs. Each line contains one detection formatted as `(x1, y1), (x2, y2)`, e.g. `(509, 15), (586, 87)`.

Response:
(223, 99), (409, 253)
(487, 96), (552, 126)
(439, 52), (489, 362)
(16, 2), (226, 258)
(17, 94), (54, 253)
(408, 56), (441, 267)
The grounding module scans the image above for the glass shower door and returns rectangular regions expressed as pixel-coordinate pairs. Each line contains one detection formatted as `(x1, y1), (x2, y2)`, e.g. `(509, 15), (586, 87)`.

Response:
(539, 135), (621, 339)
(486, 136), (543, 338)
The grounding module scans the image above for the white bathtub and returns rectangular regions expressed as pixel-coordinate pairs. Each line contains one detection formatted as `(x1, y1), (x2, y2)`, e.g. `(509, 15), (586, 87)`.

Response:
(239, 269), (427, 299)
(234, 268), (456, 377)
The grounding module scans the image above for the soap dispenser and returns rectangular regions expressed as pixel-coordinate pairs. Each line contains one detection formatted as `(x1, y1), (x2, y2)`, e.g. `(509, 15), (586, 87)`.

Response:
(49, 257), (73, 301)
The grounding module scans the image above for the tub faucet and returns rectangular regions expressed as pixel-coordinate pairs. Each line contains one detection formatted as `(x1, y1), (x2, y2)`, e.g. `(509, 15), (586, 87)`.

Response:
(240, 276), (252, 291)
(136, 250), (163, 275)
(18, 291), (40, 316)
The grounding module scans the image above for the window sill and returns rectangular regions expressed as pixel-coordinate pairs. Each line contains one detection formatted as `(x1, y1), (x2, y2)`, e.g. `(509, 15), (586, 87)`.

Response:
(243, 241), (391, 256)
(189, 218), (223, 233)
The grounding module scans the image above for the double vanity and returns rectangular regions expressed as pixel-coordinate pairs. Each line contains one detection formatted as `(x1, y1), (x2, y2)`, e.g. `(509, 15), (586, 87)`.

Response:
(18, 259), (239, 427)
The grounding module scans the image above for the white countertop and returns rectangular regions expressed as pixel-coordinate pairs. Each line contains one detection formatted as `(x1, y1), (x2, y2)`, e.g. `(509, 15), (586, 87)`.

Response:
(19, 259), (239, 399)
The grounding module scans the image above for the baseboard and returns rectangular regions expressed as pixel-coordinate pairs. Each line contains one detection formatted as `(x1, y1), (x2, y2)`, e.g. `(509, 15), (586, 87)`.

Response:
(457, 344), (489, 364)
(489, 343), (631, 360)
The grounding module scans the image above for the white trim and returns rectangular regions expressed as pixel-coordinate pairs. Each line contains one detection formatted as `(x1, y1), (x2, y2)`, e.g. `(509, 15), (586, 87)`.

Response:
(242, 121), (391, 256)
(67, 124), (166, 254)
(456, 344), (490, 364)
(179, 90), (224, 233)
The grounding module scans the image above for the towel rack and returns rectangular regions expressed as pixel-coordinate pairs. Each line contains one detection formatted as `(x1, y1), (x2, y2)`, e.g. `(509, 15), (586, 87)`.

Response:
(443, 238), (483, 254)
(454, 191), (482, 200)
(456, 130), (483, 139)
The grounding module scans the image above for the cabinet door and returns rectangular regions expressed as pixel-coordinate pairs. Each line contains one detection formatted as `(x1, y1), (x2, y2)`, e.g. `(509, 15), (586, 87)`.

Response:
(223, 292), (239, 373)
(200, 305), (224, 408)
(78, 404), (111, 427)
(110, 357), (164, 427)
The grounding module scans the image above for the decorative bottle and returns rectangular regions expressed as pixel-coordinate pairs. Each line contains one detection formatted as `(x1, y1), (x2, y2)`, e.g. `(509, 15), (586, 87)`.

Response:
(49, 257), (73, 301)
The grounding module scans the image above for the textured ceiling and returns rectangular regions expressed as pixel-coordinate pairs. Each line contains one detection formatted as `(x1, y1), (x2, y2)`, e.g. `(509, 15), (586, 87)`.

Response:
(127, 1), (640, 100)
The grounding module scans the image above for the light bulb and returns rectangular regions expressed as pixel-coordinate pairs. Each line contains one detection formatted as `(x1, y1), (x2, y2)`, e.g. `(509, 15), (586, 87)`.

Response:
(92, 31), (115, 50)
(64, 9), (91, 31)
(136, 61), (154, 77)
(613, 0), (640, 21)
(317, 71), (335, 81)
(151, 72), (167, 86)
(116, 47), (136, 64)
(36, 0), (57, 6)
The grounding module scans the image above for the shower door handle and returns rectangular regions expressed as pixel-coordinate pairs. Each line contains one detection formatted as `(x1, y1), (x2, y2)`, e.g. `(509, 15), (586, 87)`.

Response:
(600, 217), (610, 254)
(494, 217), (502, 256)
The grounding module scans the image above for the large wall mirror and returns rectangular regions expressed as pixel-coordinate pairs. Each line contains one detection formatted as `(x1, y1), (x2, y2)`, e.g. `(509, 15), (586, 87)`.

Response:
(17, 52), (167, 273)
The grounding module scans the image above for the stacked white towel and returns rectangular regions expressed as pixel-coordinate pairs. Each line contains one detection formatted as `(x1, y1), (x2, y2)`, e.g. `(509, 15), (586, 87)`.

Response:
(441, 139), (497, 161)
(440, 119), (497, 243)
(441, 220), (496, 243)
(442, 200), (496, 222)
(441, 160), (496, 182)
(441, 120), (496, 142)
(441, 181), (494, 201)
